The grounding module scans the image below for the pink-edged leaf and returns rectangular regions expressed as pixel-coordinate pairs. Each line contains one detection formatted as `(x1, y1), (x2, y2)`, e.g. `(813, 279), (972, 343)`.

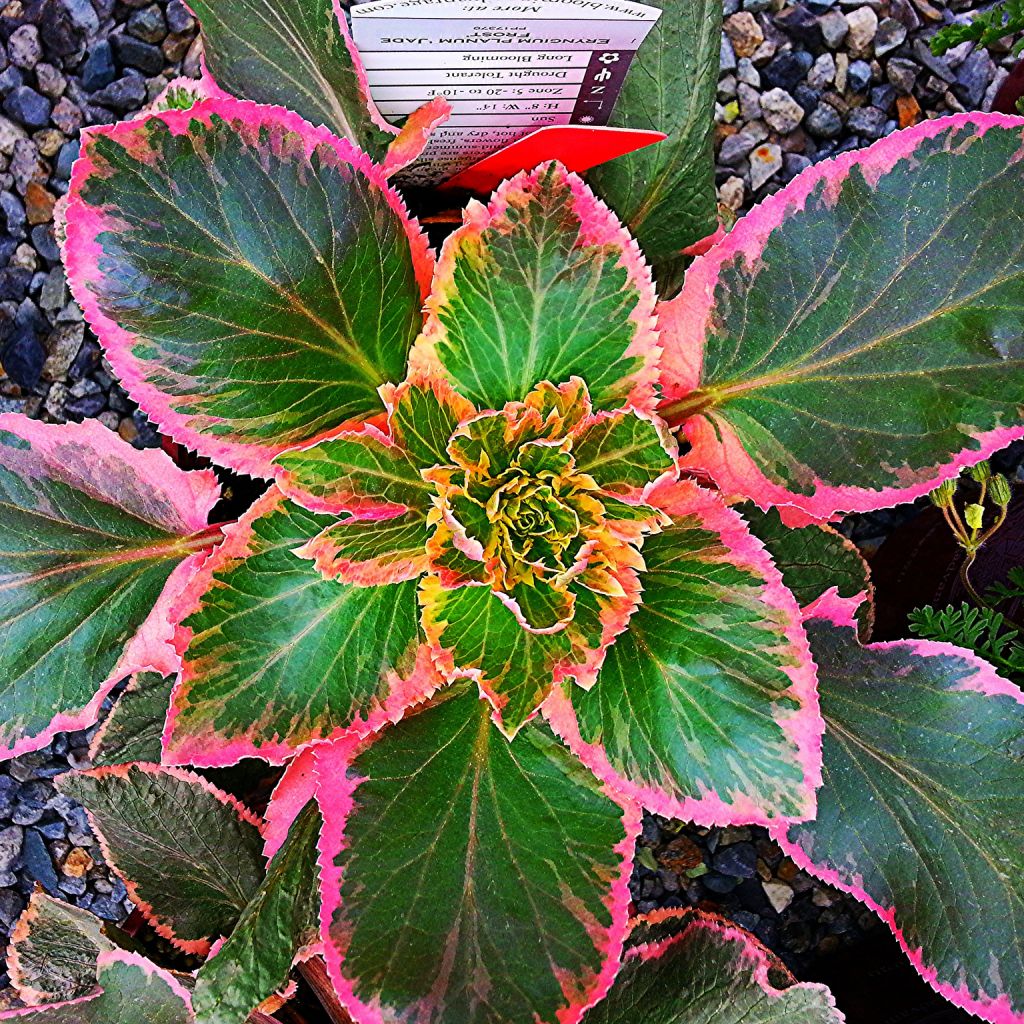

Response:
(0, 949), (193, 1023)
(414, 161), (660, 414)
(297, 512), (430, 584)
(545, 479), (823, 825)
(263, 743), (321, 862)
(88, 672), (174, 768)
(741, 506), (874, 638)
(193, 801), (321, 1024)
(772, 601), (1024, 1024)
(419, 577), (574, 737)
(315, 679), (639, 1024)
(186, 0), (396, 160)
(585, 909), (842, 1023)
(63, 98), (433, 480)
(383, 372), (477, 470)
(0, 414), (220, 760)
(659, 113), (1024, 524)
(381, 97), (453, 178)
(571, 410), (678, 501)
(58, 764), (265, 955)
(166, 488), (436, 766)
(7, 893), (112, 1006)
(274, 424), (433, 518)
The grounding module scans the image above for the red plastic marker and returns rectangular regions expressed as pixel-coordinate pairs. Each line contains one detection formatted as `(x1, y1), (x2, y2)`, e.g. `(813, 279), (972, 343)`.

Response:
(441, 124), (666, 194)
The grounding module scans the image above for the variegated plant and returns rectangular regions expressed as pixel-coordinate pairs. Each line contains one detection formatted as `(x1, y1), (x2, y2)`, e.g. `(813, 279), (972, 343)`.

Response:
(2, 2), (1024, 1024)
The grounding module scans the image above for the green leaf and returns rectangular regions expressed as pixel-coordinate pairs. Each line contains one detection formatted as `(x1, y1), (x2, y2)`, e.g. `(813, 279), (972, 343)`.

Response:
(779, 614), (1024, 1022)
(65, 101), (431, 479)
(572, 412), (676, 498)
(59, 765), (265, 951)
(587, 0), (722, 294)
(318, 680), (634, 1024)
(550, 481), (820, 823)
(301, 511), (430, 584)
(741, 506), (873, 636)
(168, 491), (425, 765)
(0, 416), (219, 759)
(660, 116), (1024, 522)
(4, 952), (194, 1024)
(421, 161), (659, 413)
(90, 673), (175, 768)
(188, 0), (393, 158)
(387, 374), (476, 469)
(585, 910), (842, 1024)
(7, 892), (113, 1004)
(419, 578), (572, 737)
(193, 802), (321, 1024)
(274, 428), (433, 517)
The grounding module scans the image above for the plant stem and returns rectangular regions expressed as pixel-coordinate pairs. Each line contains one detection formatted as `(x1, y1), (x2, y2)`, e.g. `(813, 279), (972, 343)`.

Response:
(960, 556), (988, 609)
(297, 957), (355, 1024)
(247, 1013), (281, 1024)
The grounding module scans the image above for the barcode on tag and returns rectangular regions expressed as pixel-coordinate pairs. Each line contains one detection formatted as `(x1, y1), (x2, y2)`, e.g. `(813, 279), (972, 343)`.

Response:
(351, 0), (662, 185)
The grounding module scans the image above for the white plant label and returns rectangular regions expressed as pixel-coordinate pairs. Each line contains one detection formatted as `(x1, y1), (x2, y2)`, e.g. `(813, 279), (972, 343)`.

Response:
(351, 0), (662, 185)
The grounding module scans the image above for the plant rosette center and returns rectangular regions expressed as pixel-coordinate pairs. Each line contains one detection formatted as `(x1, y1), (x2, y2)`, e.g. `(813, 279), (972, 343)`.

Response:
(275, 376), (677, 735)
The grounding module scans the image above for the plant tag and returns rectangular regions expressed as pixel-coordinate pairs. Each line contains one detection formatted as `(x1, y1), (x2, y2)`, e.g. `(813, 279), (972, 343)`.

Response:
(441, 124), (666, 192)
(350, 0), (662, 185)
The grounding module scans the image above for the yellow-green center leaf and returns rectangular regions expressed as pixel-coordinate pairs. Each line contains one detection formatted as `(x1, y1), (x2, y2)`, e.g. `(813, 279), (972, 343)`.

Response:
(316, 681), (637, 1024)
(659, 114), (1024, 523)
(416, 162), (660, 414)
(64, 99), (433, 479)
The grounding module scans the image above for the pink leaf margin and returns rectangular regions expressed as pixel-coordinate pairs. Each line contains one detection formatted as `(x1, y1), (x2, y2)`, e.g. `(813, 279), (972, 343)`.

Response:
(659, 112), (1024, 525)
(62, 96), (435, 481)
(381, 96), (453, 178)
(771, 598), (1024, 1024)
(544, 478), (824, 827)
(412, 160), (661, 416)
(0, 415), (221, 761)
(163, 487), (442, 768)
(312, 701), (642, 1024)
(625, 908), (843, 1019)
(59, 762), (262, 958)
(0, 949), (194, 1021)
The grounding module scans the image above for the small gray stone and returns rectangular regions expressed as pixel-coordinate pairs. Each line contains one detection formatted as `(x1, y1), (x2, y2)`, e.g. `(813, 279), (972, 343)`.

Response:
(784, 152), (813, 179)
(128, 4), (167, 42)
(819, 9), (849, 48)
(738, 81), (762, 120)
(3, 86), (51, 129)
(720, 34), (737, 73)
(0, 825), (22, 873)
(61, 0), (100, 35)
(848, 58), (873, 92)
(760, 87), (805, 133)
(874, 17), (907, 56)
(8, 25), (42, 71)
(955, 47), (994, 108)
(81, 41), (117, 92)
(913, 37), (956, 83)
(845, 6), (878, 55)
(749, 142), (783, 190)
(807, 52), (836, 88)
(847, 103), (888, 137)
(737, 57), (760, 87)
(720, 131), (759, 166)
(806, 101), (843, 137)
(166, 0), (196, 33)
(886, 56), (919, 94)
(90, 76), (148, 112)
(0, 114), (28, 157)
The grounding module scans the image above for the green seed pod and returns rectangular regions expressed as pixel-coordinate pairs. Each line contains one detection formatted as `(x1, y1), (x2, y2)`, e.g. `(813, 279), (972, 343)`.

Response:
(990, 474), (1012, 509)
(965, 503), (986, 531)
(929, 479), (957, 508)
(969, 461), (992, 483)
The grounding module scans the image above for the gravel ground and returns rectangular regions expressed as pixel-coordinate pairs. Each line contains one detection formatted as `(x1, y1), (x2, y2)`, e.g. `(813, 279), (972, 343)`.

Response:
(0, 0), (1020, 1000)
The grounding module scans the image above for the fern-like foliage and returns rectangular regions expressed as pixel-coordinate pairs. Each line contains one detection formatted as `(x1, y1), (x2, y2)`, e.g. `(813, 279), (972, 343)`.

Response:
(909, 601), (1024, 683)
(931, 0), (1024, 55)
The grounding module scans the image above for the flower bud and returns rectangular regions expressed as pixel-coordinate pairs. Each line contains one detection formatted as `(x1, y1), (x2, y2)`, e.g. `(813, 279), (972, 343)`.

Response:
(990, 474), (1012, 509)
(929, 479), (957, 508)
(969, 461), (991, 483)
(965, 503), (985, 531)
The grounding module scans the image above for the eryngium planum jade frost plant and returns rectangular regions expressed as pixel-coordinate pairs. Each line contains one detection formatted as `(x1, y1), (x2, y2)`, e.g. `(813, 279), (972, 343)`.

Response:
(1, 2), (1024, 1024)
